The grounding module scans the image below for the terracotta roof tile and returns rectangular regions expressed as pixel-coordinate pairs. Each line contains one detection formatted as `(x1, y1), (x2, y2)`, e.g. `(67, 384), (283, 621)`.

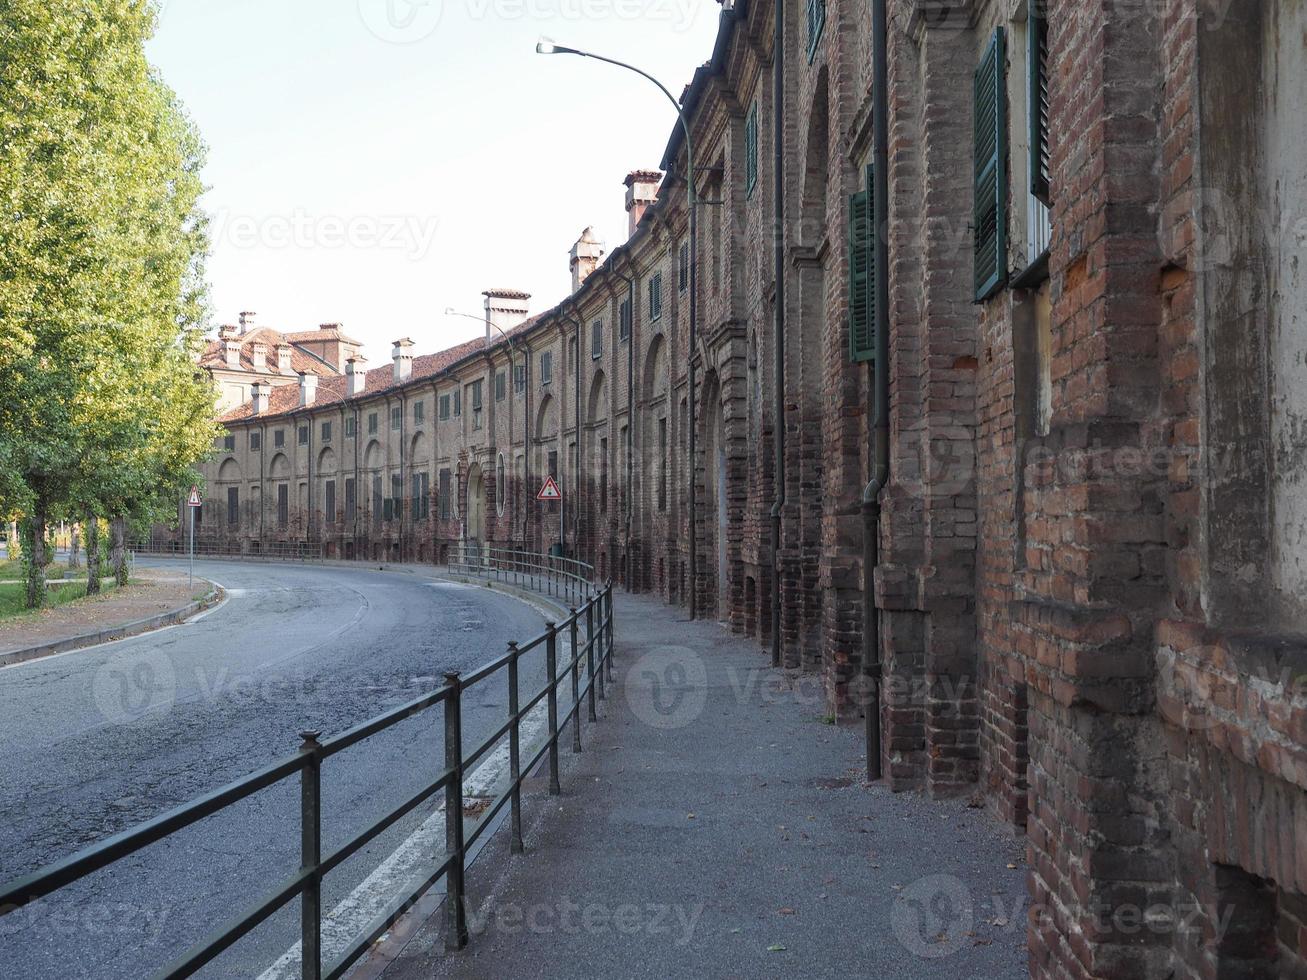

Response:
(201, 327), (338, 378)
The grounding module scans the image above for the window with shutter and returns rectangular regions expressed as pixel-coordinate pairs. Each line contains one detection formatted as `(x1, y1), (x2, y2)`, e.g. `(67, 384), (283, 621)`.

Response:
(848, 167), (875, 363)
(1028, 5), (1050, 206)
(806, 0), (826, 63)
(592, 320), (603, 358)
(974, 27), (1008, 301)
(678, 243), (689, 293)
(745, 102), (759, 198)
(619, 298), (631, 341)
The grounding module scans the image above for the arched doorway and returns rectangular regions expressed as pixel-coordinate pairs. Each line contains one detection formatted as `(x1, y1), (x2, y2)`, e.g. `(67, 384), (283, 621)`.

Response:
(466, 463), (486, 557)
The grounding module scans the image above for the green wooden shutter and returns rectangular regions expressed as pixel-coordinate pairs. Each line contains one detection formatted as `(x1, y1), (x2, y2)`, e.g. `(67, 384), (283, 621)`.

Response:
(807, 0), (825, 63)
(848, 168), (875, 363)
(974, 27), (1007, 301)
(745, 103), (759, 198)
(1028, 6), (1050, 205)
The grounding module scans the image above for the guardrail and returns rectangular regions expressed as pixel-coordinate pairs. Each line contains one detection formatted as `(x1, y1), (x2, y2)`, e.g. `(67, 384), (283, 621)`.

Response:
(0, 555), (616, 979)
(448, 544), (595, 608)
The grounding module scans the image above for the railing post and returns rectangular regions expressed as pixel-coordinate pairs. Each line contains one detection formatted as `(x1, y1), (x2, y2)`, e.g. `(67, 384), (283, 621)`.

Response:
(596, 591), (607, 703)
(606, 584), (615, 683)
(545, 623), (561, 795)
(299, 731), (323, 980)
(443, 672), (468, 950)
(586, 601), (597, 723)
(569, 609), (581, 753)
(507, 642), (524, 854)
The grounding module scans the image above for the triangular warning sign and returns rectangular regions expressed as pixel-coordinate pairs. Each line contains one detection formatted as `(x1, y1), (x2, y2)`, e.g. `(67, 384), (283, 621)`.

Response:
(187, 486), (202, 507)
(537, 477), (563, 501)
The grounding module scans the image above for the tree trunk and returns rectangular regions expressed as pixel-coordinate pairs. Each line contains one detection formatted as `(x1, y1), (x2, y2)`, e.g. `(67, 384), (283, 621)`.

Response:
(85, 512), (102, 596)
(110, 516), (128, 587)
(69, 523), (81, 570)
(20, 506), (48, 609)
(6, 521), (19, 561)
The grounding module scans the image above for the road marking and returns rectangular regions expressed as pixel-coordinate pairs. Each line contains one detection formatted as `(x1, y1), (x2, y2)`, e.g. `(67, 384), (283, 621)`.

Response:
(255, 649), (569, 980)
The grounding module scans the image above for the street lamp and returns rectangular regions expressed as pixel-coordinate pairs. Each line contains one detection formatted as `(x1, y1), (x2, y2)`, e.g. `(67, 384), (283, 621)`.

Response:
(445, 307), (531, 550)
(535, 38), (701, 618)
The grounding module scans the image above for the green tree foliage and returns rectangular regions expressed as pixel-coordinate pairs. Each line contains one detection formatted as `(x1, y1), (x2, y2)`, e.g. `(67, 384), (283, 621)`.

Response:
(0, 0), (217, 605)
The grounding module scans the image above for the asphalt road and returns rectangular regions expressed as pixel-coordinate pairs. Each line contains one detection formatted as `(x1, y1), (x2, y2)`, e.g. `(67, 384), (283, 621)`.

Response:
(0, 559), (553, 979)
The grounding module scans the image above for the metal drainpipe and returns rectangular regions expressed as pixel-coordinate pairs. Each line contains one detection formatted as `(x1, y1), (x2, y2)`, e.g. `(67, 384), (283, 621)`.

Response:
(612, 264), (637, 590)
(574, 309), (583, 563)
(770, 0), (786, 668)
(688, 181), (699, 619)
(862, 0), (891, 782)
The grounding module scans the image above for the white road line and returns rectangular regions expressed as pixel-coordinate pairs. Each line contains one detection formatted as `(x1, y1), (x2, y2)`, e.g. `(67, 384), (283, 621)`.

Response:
(256, 649), (570, 980)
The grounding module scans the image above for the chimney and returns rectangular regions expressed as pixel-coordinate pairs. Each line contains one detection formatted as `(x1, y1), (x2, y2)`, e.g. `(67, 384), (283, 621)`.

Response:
(569, 227), (605, 293)
(224, 339), (241, 369)
(239, 311), (257, 334)
(346, 356), (368, 396)
(250, 382), (270, 414)
(251, 342), (268, 372)
(276, 344), (293, 374)
(624, 170), (661, 237)
(299, 372), (318, 407)
(482, 289), (531, 341)
(218, 324), (239, 340)
(392, 338), (415, 383)
(320, 322), (341, 332)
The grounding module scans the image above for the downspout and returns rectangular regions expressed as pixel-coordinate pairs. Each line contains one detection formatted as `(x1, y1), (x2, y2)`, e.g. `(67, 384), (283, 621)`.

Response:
(862, 0), (891, 782)
(613, 264), (637, 590)
(769, 0), (786, 668)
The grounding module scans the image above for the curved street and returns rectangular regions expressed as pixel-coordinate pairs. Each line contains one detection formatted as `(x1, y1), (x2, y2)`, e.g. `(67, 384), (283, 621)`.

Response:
(0, 558), (553, 979)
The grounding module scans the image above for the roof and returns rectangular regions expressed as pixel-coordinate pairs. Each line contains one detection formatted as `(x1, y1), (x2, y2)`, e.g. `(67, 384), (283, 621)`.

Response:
(200, 327), (337, 377)
(281, 326), (364, 345)
(218, 316), (544, 424)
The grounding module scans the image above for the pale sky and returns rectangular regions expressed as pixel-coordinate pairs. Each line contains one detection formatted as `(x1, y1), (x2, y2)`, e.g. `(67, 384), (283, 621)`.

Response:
(146, 0), (721, 362)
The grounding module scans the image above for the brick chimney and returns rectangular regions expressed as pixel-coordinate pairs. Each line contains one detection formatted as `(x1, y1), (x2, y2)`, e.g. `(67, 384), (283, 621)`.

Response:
(224, 339), (241, 369)
(624, 170), (661, 237)
(251, 342), (268, 372)
(392, 338), (414, 383)
(346, 356), (367, 396)
(276, 344), (293, 374)
(569, 227), (605, 293)
(482, 289), (531, 341)
(299, 372), (317, 407)
(250, 382), (270, 414)
(239, 311), (257, 334)
(218, 324), (239, 340)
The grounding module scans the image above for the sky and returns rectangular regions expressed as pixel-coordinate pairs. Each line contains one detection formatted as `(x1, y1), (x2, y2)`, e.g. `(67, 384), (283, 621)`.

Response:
(146, 0), (722, 363)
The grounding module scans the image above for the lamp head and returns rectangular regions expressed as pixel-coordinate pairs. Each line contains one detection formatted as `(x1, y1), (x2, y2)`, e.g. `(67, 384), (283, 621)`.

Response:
(535, 38), (557, 54)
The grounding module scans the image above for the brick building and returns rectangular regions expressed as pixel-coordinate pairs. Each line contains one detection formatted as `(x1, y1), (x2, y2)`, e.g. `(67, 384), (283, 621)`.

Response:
(199, 311), (362, 412)
(176, 1), (1307, 975)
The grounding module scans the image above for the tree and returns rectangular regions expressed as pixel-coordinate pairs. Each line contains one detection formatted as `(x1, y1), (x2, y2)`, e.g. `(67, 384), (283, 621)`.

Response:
(0, 0), (217, 604)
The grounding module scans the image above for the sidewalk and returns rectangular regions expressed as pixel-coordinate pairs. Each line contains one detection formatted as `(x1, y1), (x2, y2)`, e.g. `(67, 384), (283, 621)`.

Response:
(366, 592), (1029, 979)
(0, 569), (218, 666)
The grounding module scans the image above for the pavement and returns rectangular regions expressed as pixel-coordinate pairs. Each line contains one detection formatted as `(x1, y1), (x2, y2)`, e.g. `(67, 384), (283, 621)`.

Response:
(0, 568), (219, 666)
(0, 559), (556, 980)
(366, 593), (1031, 980)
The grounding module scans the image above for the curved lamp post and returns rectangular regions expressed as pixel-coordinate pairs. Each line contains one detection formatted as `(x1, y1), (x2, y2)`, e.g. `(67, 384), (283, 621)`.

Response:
(535, 38), (701, 618)
(445, 308), (531, 549)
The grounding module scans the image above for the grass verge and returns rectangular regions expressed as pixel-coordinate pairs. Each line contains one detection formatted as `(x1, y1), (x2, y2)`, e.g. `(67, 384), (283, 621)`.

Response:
(0, 578), (117, 620)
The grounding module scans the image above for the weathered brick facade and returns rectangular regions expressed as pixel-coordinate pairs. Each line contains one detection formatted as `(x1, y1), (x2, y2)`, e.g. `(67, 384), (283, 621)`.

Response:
(179, 1), (1306, 975)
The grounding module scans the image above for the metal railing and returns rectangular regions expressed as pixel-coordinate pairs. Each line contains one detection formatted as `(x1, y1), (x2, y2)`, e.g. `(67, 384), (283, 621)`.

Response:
(130, 537), (324, 562)
(447, 544), (595, 608)
(0, 562), (617, 979)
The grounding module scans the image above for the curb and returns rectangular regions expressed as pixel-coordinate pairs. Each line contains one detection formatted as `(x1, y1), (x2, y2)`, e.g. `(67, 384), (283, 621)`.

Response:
(0, 583), (225, 668)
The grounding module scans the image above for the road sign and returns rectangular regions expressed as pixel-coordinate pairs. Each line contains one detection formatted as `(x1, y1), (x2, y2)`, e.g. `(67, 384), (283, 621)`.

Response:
(537, 477), (562, 502)
(187, 486), (202, 508)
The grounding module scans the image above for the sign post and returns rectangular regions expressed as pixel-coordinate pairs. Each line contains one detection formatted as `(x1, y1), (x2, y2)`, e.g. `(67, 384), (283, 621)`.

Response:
(187, 485), (202, 591)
